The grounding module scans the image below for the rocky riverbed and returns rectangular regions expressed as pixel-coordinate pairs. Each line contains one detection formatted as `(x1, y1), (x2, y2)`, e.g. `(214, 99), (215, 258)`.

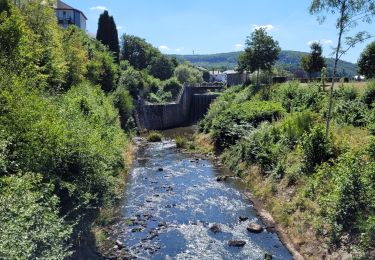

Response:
(105, 138), (292, 259)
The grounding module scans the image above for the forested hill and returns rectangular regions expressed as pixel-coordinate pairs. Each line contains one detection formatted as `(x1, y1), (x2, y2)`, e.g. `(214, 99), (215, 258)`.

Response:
(172, 50), (358, 77)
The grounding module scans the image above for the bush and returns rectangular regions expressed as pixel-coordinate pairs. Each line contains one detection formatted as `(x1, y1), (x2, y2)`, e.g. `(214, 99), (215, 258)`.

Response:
(210, 101), (284, 149)
(362, 81), (375, 108)
(147, 131), (162, 142)
(174, 63), (203, 84)
(0, 173), (72, 259)
(333, 100), (368, 127)
(113, 87), (134, 131)
(175, 136), (188, 149)
(222, 123), (282, 174)
(280, 111), (318, 147)
(335, 85), (358, 101)
(272, 81), (326, 113)
(301, 125), (334, 173)
(163, 77), (182, 99)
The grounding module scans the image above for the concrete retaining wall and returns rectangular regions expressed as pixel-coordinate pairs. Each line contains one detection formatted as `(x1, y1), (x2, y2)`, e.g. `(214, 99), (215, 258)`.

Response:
(136, 85), (221, 130)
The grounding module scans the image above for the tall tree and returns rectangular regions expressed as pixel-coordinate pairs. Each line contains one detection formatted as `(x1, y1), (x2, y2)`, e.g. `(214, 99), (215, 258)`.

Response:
(238, 28), (281, 86)
(96, 10), (120, 63)
(358, 41), (375, 79)
(300, 42), (326, 79)
(310, 0), (375, 139)
(120, 34), (160, 70)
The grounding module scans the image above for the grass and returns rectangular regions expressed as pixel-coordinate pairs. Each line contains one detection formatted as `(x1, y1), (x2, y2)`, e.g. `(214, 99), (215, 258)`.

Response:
(147, 131), (163, 142)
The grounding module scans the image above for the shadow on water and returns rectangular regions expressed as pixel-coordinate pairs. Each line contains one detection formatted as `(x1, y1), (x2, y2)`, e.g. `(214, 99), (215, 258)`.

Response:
(115, 129), (293, 259)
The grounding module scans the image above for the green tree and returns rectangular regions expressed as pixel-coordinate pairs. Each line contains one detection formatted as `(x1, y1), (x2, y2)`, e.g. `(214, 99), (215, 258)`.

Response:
(120, 34), (160, 70)
(96, 10), (120, 63)
(300, 42), (326, 80)
(310, 0), (375, 139)
(174, 63), (203, 84)
(358, 41), (375, 79)
(238, 28), (281, 86)
(148, 55), (175, 80)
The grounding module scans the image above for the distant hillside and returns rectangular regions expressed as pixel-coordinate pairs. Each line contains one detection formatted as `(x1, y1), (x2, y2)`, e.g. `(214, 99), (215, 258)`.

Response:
(171, 50), (358, 78)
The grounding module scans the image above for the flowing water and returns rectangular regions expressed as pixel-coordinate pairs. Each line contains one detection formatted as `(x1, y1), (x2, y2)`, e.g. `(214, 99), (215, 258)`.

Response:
(115, 138), (292, 259)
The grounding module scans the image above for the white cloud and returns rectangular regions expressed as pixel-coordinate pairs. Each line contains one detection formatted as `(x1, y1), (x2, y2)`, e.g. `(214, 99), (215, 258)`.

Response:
(252, 24), (275, 32)
(117, 26), (124, 31)
(90, 6), (108, 11)
(307, 39), (333, 46)
(159, 45), (170, 51)
(175, 48), (182, 53)
(234, 44), (244, 51)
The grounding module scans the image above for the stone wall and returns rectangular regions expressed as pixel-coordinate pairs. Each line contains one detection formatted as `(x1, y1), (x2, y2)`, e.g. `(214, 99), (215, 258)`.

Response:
(136, 85), (221, 130)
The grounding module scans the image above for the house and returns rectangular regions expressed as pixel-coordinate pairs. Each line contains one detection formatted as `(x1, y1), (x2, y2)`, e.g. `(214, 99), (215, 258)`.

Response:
(209, 71), (227, 83)
(54, 0), (87, 30)
(224, 70), (248, 86)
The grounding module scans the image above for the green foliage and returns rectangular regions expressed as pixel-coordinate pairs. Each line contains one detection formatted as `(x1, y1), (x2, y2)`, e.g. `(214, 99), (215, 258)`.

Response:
(222, 123), (282, 173)
(362, 81), (375, 108)
(62, 26), (88, 88)
(335, 85), (358, 101)
(272, 81), (327, 113)
(210, 100), (284, 149)
(147, 132), (162, 142)
(120, 34), (160, 70)
(163, 77), (182, 98)
(301, 125), (334, 173)
(358, 41), (375, 79)
(0, 173), (72, 259)
(175, 136), (188, 149)
(21, 0), (68, 90)
(280, 110), (318, 147)
(113, 87), (135, 131)
(119, 66), (146, 98)
(174, 62), (203, 84)
(333, 99), (368, 126)
(148, 55), (176, 80)
(96, 11), (120, 63)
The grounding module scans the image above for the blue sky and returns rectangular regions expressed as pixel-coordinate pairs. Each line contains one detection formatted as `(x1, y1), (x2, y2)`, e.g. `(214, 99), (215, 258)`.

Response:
(66, 0), (374, 63)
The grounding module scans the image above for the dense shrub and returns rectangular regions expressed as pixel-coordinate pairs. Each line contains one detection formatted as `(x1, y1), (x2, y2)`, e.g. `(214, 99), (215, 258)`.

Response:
(174, 63), (203, 84)
(175, 136), (188, 149)
(0, 173), (72, 259)
(210, 101), (284, 149)
(222, 123), (282, 173)
(280, 110), (318, 147)
(118, 66), (146, 98)
(301, 125), (334, 173)
(113, 87), (134, 131)
(333, 100), (368, 126)
(147, 132), (162, 142)
(163, 77), (182, 99)
(272, 82), (326, 113)
(334, 85), (358, 101)
(362, 81), (375, 108)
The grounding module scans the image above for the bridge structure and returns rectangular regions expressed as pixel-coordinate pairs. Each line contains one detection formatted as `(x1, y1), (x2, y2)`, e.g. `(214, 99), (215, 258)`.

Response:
(135, 83), (224, 131)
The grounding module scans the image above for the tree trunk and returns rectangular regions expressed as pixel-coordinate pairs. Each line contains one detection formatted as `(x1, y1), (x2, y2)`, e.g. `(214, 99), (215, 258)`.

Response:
(325, 1), (346, 140)
(256, 68), (260, 87)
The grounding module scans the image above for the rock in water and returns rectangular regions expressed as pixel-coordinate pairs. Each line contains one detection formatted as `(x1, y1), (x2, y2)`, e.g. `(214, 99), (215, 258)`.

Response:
(158, 167), (163, 171)
(247, 223), (264, 233)
(239, 216), (248, 222)
(209, 224), (221, 234)
(228, 240), (246, 247)
(264, 253), (273, 260)
(115, 240), (124, 249)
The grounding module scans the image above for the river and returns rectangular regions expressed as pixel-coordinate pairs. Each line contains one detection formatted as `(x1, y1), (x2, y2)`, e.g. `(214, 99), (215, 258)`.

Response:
(114, 136), (292, 259)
